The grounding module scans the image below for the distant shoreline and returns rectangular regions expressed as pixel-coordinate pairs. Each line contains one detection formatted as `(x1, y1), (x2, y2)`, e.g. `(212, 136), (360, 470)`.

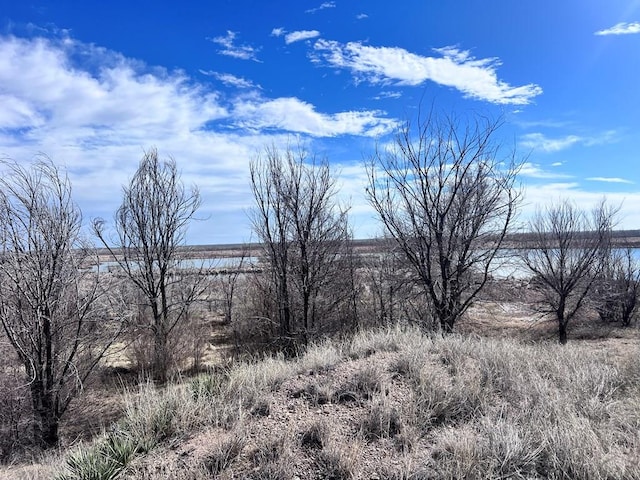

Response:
(93, 229), (640, 260)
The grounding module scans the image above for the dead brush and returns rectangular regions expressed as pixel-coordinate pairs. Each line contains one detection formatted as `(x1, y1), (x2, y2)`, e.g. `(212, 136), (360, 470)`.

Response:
(248, 434), (295, 480)
(358, 397), (403, 441)
(335, 364), (385, 403)
(315, 437), (361, 480)
(202, 432), (246, 476)
(291, 379), (334, 406)
(299, 421), (329, 450)
(412, 367), (486, 431)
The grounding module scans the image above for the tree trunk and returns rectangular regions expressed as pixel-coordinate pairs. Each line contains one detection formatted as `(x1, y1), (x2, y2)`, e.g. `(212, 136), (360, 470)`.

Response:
(558, 321), (568, 345)
(557, 299), (568, 344)
(153, 328), (169, 384)
(30, 381), (59, 449)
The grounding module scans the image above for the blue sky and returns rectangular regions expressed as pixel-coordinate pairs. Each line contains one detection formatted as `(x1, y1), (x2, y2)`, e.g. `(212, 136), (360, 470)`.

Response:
(1, 1), (639, 244)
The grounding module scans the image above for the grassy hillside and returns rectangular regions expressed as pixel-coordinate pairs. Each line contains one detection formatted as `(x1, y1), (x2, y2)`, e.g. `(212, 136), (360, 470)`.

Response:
(5, 326), (640, 480)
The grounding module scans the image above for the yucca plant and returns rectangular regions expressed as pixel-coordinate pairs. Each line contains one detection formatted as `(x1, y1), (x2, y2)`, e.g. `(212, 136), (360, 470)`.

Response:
(56, 430), (137, 480)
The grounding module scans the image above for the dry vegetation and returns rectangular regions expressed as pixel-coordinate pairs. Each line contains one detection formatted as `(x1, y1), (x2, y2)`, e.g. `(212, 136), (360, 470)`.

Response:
(2, 308), (640, 480)
(2, 119), (640, 479)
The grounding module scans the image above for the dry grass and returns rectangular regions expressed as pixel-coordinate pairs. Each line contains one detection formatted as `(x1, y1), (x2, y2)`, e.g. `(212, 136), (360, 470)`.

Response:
(3, 322), (640, 479)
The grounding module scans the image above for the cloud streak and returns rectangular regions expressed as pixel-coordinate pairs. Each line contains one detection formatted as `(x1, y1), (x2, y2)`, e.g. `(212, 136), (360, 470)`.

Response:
(306, 2), (336, 14)
(311, 40), (542, 105)
(520, 131), (617, 153)
(520, 162), (573, 179)
(232, 96), (397, 137)
(209, 31), (260, 61)
(285, 30), (321, 44)
(586, 177), (634, 184)
(595, 22), (640, 36)
(199, 70), (260, 89)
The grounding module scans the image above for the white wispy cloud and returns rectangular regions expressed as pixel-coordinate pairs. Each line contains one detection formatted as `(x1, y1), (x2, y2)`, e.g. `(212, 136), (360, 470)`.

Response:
(306, 2), (336, 14)
(285, 30), (321, 44)
(373, 91), (402, 100)
(520, 131), (617, 153)
(311, 40), (542, 105)
(520, 133), (581, 153)
(595, 22), (640, 36)
(356, 13), (368, 20)
(199, 70), (260, 89)
(209, 30), (260, 61)
(231, 96), (398, 137)
(0, 34), (398, 243)
(520, 162), (572, 179)
(586, 177), (634, 184)
(271, 27), (285, 37)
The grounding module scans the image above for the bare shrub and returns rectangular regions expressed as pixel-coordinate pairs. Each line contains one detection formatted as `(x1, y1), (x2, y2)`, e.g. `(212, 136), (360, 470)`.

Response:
(249, 144), (356, 350)
(125, 299), (210, 376)
(359, 240), (430, 329)
(231, 273), (282, 356)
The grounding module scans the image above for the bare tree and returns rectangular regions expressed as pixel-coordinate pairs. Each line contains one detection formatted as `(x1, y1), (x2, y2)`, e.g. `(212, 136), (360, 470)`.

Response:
(249, 145), (354, 348)
(521, 199), (617, 343)
(591, 247), (640, 326)
(0, 159), (117, 449)
(367, 110), (521, 332)
(93, 148), (202, 383)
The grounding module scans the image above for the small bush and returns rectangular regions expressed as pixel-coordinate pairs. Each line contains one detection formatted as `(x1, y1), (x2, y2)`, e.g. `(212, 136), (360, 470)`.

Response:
(202, 433), (245, 475)
(189, 370), (229, 400)
(316, 438), (361, 480)
(248, 435), (295, 480)
(336, 364), (384, 403)
(292, 379), (334, 406)
(299, 421), (329, 450)
(359, 399), (402, 441)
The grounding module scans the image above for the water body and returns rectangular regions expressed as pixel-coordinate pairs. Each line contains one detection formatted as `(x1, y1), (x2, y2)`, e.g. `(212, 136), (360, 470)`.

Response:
(93, 256), (259, 273)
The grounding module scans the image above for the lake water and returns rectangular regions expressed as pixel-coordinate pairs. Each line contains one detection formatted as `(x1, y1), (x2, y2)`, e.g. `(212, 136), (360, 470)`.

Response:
(93, 256), (259, 273)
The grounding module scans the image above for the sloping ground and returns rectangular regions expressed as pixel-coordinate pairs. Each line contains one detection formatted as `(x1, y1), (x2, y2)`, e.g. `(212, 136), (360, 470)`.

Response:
(10, 325), (639, 480)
